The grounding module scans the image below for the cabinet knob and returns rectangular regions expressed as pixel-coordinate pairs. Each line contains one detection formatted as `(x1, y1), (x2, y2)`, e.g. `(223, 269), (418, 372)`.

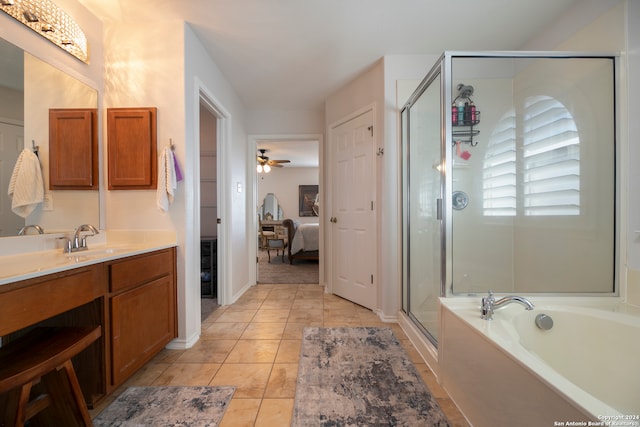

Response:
(330, 217), (337, 223)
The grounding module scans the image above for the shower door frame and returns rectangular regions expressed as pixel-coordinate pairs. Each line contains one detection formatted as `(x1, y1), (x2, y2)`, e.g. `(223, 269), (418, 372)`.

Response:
(401, 54), (447, 346)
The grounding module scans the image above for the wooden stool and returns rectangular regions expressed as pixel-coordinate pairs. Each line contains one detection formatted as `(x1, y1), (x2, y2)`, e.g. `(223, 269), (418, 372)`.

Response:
(0, 326), (101, 427)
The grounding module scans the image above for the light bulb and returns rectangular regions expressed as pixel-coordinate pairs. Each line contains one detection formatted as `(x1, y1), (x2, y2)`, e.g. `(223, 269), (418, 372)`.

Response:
(257, 164), (263, 173)
(264, 165), (271, 173)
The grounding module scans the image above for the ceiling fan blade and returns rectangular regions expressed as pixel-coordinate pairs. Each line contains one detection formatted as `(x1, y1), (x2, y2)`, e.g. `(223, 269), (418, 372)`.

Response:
(270, 163), (284, 168)
(267, 159), (290, 165)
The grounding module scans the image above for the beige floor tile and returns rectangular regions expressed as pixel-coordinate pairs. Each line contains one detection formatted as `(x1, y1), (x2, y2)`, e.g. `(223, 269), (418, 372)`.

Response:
(274, 340), (301, 364)
(210, 364), (273, 398)
(152, 363), (220, 386)
(264, 364), (298, 398)
(240, 322), (286, 340)
(282, 322), (320, 340)
(202, 322), (248, 340)
(216, 309), (258, 323)
(259, 299), (294, 310)
(176, 339), (237, 363)
(414, 363), (449, 399)
(219, 398), (261, 427)
(288, 308), (323, 324)
(436, 397), (470, 427)
(254, 398), (294, 427)
(230, 300), (264, 310)
(123, 362), (170, 386)
(291, 298), (321, 311)
(226, 340), (280, 363)
(324, 308), (361, 322)
(264, 293), (296, 303)
(150, 348), (184, 364)
(252, 309), (291, 323)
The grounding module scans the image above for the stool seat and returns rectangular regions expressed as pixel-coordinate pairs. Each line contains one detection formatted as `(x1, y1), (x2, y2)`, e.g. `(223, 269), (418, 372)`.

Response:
(0, 326), (101, 426)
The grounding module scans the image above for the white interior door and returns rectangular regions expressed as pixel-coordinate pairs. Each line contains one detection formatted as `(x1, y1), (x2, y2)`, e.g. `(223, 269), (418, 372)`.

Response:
(330, 109), (376, 309)
(0, 120), (24, 236)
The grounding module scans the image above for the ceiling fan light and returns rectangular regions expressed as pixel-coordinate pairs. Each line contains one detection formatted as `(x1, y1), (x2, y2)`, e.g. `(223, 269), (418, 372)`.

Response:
(264, 164), (271, 173)
(257, 164), (263, 173)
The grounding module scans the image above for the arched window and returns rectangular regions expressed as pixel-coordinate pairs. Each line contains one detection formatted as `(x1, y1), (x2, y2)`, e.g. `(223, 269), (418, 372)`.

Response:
(483, 96), (579, 216)
(483, 108), (516, 216)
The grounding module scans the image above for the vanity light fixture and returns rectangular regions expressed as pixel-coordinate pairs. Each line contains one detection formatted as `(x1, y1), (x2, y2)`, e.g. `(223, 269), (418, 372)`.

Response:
(0, 0), (89, 63)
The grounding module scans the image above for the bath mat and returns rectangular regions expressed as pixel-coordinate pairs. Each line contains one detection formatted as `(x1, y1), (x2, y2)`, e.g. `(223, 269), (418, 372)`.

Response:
(292, 327), (450, 426)
(93, 386), (235, 426)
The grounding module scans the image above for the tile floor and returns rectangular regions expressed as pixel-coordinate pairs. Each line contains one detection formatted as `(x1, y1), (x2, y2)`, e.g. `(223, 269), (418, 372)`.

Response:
(91, 283), (469, 426)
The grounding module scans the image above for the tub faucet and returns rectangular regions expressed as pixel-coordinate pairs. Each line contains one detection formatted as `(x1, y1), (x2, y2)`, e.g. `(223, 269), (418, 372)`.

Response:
(72, 224), (99, 252)
(481, 290), (534, 320)
(17, 224), (44, 235)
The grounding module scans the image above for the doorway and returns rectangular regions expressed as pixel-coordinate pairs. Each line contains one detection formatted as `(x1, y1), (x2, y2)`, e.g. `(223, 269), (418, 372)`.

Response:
(250, 135), (323, 286)
(199, 99), (220, 321)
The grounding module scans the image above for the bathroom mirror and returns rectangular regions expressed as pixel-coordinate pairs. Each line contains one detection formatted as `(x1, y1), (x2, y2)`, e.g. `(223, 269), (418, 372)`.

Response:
(0, 37), (99, 237)
(259, 193), (283, 220)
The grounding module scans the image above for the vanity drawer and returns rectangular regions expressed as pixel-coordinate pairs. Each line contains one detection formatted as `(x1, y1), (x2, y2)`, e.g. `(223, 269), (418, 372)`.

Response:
(0, 265), (103, 336)
(108, 249), (174, 293)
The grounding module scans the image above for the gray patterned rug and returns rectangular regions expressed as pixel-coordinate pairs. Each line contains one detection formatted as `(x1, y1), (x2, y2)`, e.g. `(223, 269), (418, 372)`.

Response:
(293, 327), (449, 426)
(94, 386), (235, 426)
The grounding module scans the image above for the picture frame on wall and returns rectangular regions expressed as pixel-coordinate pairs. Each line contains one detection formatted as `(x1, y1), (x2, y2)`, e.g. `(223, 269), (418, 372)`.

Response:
(299, 185), (319, 217)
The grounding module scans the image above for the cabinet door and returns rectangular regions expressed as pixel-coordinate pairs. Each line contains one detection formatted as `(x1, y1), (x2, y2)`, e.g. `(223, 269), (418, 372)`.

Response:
(110, 275), (175, 385)
(107, 107), (157, 189)
(49, 108), (98, 189)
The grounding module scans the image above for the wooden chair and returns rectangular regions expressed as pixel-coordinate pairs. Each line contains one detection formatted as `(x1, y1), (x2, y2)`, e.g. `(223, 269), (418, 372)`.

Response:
(258, 215), (276, 249)
(0, 326), (101, 427)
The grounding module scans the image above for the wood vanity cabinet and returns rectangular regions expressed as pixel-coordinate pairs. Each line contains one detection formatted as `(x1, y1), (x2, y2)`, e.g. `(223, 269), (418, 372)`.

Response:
(107, 107), (157, 190)
(107, 248), (177, 386)
(0, 265), (106, 407)
(49, 108), (98, 189)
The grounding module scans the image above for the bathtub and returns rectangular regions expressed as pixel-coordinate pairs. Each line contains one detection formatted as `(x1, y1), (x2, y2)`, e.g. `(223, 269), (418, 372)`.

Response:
(439, 298), (640, 427)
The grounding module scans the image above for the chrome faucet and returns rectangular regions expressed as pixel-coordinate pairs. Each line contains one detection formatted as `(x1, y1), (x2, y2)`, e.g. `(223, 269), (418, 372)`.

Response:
(71, 224), (99, 252)
(481, 290), (534, 320)
(17, 224), (44, 235)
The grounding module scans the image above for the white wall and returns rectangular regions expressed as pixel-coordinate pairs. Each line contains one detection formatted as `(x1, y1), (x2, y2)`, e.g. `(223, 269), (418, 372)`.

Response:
(184, 24), (251, 314)
(258, 167), (319, 223)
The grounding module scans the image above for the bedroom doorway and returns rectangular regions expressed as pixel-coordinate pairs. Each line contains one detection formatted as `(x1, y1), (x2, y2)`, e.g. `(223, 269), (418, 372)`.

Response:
(250, 134), (323, 286)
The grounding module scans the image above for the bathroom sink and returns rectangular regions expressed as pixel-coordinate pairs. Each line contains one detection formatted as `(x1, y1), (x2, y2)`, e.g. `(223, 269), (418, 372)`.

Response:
(66, 245), (133, 260)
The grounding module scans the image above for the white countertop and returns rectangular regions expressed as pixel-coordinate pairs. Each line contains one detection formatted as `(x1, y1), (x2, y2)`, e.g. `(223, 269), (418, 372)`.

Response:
(0, 230), (177, 286)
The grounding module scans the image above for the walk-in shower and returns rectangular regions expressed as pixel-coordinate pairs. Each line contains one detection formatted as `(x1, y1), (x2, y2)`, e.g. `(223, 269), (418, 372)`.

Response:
(401, 52), (617, 345)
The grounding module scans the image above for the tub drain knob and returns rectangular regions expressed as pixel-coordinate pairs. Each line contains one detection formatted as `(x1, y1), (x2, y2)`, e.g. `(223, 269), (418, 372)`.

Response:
(535, 313), (554, 330)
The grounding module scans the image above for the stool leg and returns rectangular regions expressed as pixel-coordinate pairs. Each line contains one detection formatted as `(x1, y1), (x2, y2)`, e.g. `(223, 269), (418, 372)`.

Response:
(14, 382), (32, 427)
(40, 360), (93, 426)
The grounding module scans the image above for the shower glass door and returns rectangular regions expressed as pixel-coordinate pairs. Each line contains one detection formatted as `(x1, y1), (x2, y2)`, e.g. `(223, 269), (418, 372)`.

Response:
(401, 68), (443, 345)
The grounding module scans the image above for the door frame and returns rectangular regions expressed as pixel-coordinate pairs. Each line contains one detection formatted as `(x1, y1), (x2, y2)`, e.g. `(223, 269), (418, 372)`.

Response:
(248, 133), (324, 288)
(198, 87), (229, 306)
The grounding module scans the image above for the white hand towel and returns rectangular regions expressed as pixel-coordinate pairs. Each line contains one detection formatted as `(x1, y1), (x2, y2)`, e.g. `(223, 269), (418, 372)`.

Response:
(156, 147), (177, 212)
(7, 149), (44, 218)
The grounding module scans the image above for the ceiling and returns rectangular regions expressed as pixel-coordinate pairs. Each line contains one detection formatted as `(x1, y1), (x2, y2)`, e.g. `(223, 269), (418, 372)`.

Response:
(76, 0), (581, 167)
(77, 0), (580, 112)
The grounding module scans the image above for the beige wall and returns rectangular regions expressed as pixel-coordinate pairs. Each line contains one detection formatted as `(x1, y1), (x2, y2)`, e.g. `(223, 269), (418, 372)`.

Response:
(258, 167), (319, 224)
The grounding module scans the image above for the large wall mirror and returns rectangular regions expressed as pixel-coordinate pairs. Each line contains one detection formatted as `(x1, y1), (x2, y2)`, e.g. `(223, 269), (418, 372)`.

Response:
(259, 193), (284, 221)
(0, 37), (99, 237)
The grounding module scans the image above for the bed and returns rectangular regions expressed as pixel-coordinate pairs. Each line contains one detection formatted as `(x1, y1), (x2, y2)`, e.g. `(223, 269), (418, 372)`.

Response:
(283, 219), (319, 264)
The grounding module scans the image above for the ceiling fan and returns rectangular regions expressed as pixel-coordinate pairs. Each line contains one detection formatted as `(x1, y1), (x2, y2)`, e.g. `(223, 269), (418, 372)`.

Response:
(257, 149), (290, 173)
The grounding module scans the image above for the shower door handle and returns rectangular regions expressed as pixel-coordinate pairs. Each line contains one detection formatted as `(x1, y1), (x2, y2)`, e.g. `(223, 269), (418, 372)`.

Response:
(436, 198), (443, 220)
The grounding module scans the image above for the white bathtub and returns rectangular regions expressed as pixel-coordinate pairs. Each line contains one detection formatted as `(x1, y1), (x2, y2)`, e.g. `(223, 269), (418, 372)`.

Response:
(439, 298), (640, 427)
